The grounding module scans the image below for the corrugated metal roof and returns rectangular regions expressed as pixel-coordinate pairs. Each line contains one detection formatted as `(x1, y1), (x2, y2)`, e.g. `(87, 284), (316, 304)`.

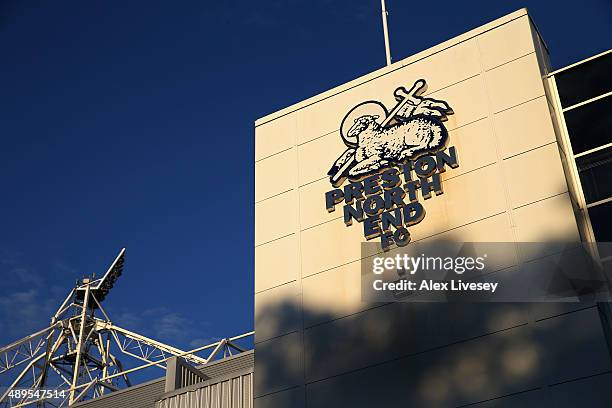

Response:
(72, 351), (254, 408)
(157, 372), (253, 408)
(196, 351), (254, 379)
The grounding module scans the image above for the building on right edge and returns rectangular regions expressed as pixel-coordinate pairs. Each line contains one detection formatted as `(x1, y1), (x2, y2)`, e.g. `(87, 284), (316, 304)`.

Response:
(546, 50), (612, 246)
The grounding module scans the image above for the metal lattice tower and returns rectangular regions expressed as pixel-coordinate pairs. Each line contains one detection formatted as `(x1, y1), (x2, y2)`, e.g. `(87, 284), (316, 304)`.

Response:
(0, 249), (249, 408)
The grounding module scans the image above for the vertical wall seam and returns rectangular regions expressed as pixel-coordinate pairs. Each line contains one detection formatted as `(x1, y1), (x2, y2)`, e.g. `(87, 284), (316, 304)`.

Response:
(294, 114), (307, 407)
(474, 37), (522, 265)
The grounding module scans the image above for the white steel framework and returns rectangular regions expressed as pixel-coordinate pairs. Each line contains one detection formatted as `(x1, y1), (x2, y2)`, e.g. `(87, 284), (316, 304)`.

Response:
(0, 249), (254, 408)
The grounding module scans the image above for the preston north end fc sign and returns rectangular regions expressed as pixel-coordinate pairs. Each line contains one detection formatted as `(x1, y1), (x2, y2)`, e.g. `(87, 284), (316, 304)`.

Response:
(324, 79), (460, 250)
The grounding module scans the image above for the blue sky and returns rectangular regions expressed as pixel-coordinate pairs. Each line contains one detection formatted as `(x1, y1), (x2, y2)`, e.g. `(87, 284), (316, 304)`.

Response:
(0, 0), (610, 377)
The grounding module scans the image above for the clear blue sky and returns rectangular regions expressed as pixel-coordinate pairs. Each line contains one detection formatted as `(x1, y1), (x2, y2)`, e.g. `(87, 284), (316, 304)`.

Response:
(0, 0), (610, 360)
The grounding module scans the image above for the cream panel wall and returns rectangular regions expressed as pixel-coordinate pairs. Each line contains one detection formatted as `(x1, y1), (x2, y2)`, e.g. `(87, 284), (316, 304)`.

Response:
(485, 53), (546, 113)
(301, 261), (364, 327)
(297, 131), (345, 186)
(298, 178), (339, 230)
(254, 148), (296, 202)
(296, 82), (377, 145)
(254, 9), (592, 407)
(300, 216), (381, 278)
(399, 164), (507, 243)
(300, 212), (520, 338)
(426, 212), (516, 243)
(477, 14), (536, 70)
(441, 164), (506, 228)
(254, 190), (297, 246)
(443, 118), (497, 177)
(495, 96), (557, 159)
(254, 235), (298, 293)
(253, 331), (303, 397)
(502, 143), (568, 209)
(254, 281), (301, 343)
(513, 193), (580, 244)
(427, 75), (488, 130)
(255, 114), (296, 161)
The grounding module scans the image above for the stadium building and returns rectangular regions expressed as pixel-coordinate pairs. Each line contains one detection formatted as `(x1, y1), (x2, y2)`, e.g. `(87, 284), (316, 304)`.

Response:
(253, 7), (611, 408)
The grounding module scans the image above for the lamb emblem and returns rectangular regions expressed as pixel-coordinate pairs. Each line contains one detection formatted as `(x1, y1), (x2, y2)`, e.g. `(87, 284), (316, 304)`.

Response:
(328, 79), (454, 187)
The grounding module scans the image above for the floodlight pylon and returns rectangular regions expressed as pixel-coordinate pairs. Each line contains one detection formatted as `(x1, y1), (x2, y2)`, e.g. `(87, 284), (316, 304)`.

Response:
(0, 249), (248, 408)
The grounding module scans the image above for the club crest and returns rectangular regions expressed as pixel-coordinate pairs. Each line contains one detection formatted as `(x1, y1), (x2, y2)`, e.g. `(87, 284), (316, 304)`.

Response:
(328, 79), (454, 187)
(323, 79), (460, 250)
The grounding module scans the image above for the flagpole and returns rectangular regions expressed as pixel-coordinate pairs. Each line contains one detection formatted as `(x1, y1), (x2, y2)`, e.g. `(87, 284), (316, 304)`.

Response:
(380, 0), (392, 66)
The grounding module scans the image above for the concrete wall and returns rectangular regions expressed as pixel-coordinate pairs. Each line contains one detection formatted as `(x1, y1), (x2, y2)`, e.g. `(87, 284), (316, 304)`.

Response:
(254, 9), (611, 407)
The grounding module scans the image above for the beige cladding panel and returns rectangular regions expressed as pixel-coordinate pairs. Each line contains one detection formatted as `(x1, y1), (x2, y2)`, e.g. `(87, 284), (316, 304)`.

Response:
(255, 148), (297, 202)
(255, 190), (297, 246)
(254, 387), (305, 408)
(297, 130), (346, 187)
(300, 217), (382, 278)
(254, 281), (302, 343)
(427, 75), (488, 131)
(255, 114), (296, 161)
(253, 331), (303, 397)
(428, 212), (515, 243)
(477, 15), (536, 71)
(255, 235), (298, 293)
(296, 83), (375, 145)
(301, 261), (364, 328)
(444, 118), (497, 177)
(513, 193), (580, 244)
(494, 96), (557, 159)
(485, 53), (546, 113)
(442, 164), (506, 228)
(298, 178), (340, 230)
(391, 163), (507, 242)
(502, 143), (568, 209)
